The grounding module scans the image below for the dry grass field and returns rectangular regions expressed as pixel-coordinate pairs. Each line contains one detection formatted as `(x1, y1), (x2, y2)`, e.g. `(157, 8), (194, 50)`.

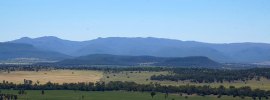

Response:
(102, 71), (270, 90)
(0, 70), (103, 84)
(101, 71), (169, 84)
(1, 70), (270, 90)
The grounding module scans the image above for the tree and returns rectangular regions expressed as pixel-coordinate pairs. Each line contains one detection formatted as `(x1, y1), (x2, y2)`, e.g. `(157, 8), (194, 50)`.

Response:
(41, 90), (45, 95)
(151, 92), (156, 98)
(14, 95), (18, 100)
(217, 94), (222, 98)
(18, 89), (26, 95)
(37, 80), (40, 85)
(82, 95), (85, 99)
(179, 93), (183, 96)
(252, 96), (256, 100)
(165, 92), (169, 99)
(240, 96), (245, 99)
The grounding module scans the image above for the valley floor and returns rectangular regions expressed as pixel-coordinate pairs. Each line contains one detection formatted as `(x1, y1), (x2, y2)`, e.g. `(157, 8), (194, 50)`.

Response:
(0, 70), (102, 84)
(1, 90), (257, 100)
(1, 70), (270, 90)
(102, 71), (270, 90)
(0, 70), (270, 99)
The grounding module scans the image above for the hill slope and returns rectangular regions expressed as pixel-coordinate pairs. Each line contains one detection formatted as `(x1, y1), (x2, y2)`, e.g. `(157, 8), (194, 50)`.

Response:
(0, 43), (70, 61)
(56, 54), (221, 68)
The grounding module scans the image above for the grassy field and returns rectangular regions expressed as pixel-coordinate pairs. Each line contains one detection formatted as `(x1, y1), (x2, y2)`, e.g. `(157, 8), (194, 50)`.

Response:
(101, 71), (169, 84)
(102, 71), (270, 90)
(1, 70), (270, 90)
(0, 70), (103, 84)
(0, 90), (257, 100)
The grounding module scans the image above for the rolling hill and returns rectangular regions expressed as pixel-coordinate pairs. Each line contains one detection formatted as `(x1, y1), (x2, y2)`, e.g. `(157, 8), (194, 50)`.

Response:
(56, 54), (221, 68)
(0, 43), (70, 61)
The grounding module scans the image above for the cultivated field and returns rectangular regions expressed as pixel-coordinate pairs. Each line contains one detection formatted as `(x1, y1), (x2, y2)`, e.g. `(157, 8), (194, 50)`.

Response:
(1, 90), (256, 100)
(0, 70), (103, 84)
(1, 70), (270, 90)
(101, 71), (169, 84)
(102, 71), (270, 90)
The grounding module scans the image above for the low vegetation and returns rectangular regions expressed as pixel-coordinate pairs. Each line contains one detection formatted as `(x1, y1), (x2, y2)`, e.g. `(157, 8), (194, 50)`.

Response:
(0, 90), (256, 100)
(151, 68), (270, 83)
(102, 70), (270, 90)
(0, 70), (102, 84)
(0, 80), (270, 99)
(1, 65), (270, 99)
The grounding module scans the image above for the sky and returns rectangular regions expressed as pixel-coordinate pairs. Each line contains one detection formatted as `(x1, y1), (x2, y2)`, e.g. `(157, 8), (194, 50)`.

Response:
(0, 0), (269, 43)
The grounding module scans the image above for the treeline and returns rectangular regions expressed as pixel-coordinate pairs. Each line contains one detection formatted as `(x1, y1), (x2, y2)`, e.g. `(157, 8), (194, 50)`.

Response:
(0, 81), (270, 99)
(0, 64), (269, 73)
(0, 93), (18, 100)
(0, 64), (168, 72)
(151, 68), (270, 83)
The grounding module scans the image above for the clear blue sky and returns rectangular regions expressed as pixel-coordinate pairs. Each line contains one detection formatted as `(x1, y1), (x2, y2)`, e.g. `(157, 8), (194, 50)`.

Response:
(0, 0), (269, 43)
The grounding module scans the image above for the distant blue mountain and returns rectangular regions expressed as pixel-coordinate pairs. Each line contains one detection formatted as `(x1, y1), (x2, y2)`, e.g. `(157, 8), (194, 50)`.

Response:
(11, 36), (88, 55)
(0, 42), (71, 60)
(10, 36), (270, 63)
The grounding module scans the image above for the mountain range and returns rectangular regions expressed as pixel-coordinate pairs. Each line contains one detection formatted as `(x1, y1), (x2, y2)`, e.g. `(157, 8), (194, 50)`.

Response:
(0, 42), (70, 61)
(2, 36), (270, 63)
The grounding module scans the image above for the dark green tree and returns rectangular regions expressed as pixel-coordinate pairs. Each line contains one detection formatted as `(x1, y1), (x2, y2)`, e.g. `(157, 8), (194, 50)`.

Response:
(151, 92), (156, 98)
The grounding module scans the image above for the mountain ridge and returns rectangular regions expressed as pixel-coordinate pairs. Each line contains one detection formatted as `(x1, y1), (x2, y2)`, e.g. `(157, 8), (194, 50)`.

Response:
(9, 36), (270, 63)
(56, 54), (221, 68)
(0, 42), (71, 61)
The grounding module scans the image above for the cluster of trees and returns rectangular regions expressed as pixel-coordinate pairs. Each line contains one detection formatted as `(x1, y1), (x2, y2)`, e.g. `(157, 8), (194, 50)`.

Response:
(151, 68), (270, 83)
(18, 89), (27, 95)
(0, 64), (168, 72)
(0, 94), (18, 100)
(0, 64), (53, 72)
(0, 81), (269, 99)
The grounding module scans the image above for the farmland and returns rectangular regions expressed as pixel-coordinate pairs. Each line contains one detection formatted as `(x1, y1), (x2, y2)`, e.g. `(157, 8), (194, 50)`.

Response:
(0, 70), (103, 84)
(0, 90), (256, 100)
(0, 69), (270, 99)
(0, 70), (270, 90)
(102, 71), (270, 90)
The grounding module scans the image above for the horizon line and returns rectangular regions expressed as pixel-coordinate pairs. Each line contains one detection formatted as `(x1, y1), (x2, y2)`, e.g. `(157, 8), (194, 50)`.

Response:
(3, 36), (270, 44)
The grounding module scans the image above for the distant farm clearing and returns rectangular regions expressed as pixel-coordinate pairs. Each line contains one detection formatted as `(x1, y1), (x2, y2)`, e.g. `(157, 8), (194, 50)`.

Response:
(0, 70), (103, 84)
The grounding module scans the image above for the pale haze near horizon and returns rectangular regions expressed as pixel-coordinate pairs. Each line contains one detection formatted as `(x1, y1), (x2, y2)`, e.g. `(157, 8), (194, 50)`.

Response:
(0, 0), (269, 43)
